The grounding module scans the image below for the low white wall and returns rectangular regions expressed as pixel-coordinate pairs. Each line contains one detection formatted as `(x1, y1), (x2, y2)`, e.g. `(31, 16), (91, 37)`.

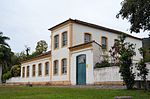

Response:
(94, 63), (150, 83)
(94, 66), (122, 82)
(146, 62), (150, 80)
(6, 76), (51, 83)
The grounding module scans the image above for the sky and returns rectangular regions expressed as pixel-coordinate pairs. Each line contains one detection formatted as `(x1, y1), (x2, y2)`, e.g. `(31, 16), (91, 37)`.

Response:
(0, 0), (149, 53)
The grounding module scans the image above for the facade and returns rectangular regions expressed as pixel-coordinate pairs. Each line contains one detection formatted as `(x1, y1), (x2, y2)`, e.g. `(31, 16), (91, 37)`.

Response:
(7, 19), (144, 85)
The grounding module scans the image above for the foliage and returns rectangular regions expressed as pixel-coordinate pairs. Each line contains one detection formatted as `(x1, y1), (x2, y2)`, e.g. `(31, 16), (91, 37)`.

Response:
(35, 40), (48, 54)
(142, 38), (150, 62)
(2, 71), (12, 81)
(95, 60), (110, 68)
(109, 34), (136, 89)
(117, 0), (150, 33)
(0, 32), (10, 47)
(11, 65), (21, 77)
(136, 48), (149, 90)
(136, 59), (149, 90)
(0, 32), (12, 69)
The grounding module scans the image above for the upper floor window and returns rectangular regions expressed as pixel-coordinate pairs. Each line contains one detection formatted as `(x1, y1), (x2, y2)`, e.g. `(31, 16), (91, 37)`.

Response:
(38, 63), (42, 76)
(84, 33), (91, 43)
(27, 66), (30, 77)
(54, 35), (59, 49)
(101, 36), (108, 50)
(53, 60), (58, 75)
(45, 62), (49, 75)
(22, 67), (25, 78)
(61, 58), (67, 75)
(62, 31), (67, 47)
(32, 65), (36, 77)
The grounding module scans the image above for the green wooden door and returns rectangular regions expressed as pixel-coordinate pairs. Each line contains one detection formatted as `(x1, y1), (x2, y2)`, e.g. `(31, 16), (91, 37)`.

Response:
(76, 54), (86, 85)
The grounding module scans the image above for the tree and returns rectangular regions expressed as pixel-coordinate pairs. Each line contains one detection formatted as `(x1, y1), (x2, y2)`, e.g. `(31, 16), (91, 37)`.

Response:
(0, 32), (12, 69)
(11, 65), (21, 77)
(0, 32), (10, 47)
(0, 32), (13, 82)
(35, 40), (48, 54)
(136, 59), (149, 90)
(117, 0), (150, 33)
(136, 48), (149, 90)
(109, 34), (136, 89)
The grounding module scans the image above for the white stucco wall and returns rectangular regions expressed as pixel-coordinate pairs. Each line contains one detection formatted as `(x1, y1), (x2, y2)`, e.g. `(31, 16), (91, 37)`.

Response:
(7, 57), (51, 83)
(94, 66), (122, 82)
(72, 23), (142, 62)
(0, 66), (2, 83)
(92, 42), (103, 67)
(146, 62), (150, 80)
(70, 49), (94, 85)
(94, 63), (150, 83)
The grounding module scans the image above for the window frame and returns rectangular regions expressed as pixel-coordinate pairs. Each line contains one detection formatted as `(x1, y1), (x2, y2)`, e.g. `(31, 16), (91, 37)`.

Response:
(26, 66), (30, 77)
(53, 60), (58, 75)
(38, 63), (42, 76)
(22, 67), (25, 78)
(45, 62), (49, 76)
(32, 65), (36, 77)
(84, 33), (92, 43)
(62, 31), (67, 47)
(61, 58), (67, 75)
(54, 34), (59, 49)
(101, 36), (108, 50)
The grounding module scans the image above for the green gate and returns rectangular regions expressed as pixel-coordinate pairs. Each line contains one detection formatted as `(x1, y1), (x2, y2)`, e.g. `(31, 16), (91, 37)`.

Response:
(76, 54), (86, 85)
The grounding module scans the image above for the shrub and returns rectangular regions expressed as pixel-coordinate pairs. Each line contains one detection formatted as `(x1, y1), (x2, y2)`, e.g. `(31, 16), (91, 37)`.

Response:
(2, 71), (12, 81)
(95, 60), (110, 68)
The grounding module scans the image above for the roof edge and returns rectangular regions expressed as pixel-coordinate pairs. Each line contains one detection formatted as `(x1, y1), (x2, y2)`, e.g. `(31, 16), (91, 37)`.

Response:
(48, 18), (142, 40)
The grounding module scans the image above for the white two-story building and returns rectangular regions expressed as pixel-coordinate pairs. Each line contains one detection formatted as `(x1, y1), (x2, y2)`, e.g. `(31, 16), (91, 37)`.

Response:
(7, 19), (144, 85)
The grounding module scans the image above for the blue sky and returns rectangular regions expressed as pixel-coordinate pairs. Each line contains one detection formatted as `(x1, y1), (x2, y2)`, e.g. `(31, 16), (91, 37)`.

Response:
(0, 0), (149, 53)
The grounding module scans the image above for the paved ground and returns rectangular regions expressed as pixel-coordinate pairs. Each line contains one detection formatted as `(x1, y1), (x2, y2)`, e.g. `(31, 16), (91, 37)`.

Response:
(1, 84), (126, 89)
(45, 85), (126, 89)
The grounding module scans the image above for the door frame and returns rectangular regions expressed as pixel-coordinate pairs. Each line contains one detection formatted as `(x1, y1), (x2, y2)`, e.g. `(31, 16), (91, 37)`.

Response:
(76, 54), (86, 85)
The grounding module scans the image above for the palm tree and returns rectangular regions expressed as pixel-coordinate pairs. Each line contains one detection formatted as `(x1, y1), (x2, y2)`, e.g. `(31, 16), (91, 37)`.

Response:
(0, 32), (11, 82)
(0, 32), (10, 48)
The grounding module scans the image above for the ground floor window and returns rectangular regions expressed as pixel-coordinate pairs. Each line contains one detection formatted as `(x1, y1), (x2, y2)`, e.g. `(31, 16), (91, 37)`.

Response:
(62, 58), (67, 75)
(22, 67), (25, 77)
(32, 65), (36, 77)
(27, 66), (30, 77)
(45, 62), (49, 75)
(38, 63), (42, 76)
(53, 60), (58, 75)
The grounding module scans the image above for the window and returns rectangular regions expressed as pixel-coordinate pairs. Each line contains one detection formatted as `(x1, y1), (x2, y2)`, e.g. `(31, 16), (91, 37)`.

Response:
(61, 58), (67, 74)
(45, 62), (49, 75)
(53, 60), (58, 75)
(54, 35), (59, 49)
(114, 39), (119, 44)
(101, 36), (107, 50)
(62, 31), (67, 47)
(22, 67), (25, 78)
(84, 33), (91, 43)
(38, 63), (42, 76)
(32, 65), (36, 77)
(27, 66), (30, 77)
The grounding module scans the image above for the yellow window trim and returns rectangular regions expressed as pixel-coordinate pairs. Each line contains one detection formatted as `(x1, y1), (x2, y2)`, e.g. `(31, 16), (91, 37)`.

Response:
(101, 36), (108, 51)
(61, 31), (68, 48)
(54, 34), (59, 50)
(84, 33), (92, 43)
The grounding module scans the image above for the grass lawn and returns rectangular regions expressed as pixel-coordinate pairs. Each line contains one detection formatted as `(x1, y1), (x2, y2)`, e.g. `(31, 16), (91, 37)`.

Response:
(0, 86), (150, 99)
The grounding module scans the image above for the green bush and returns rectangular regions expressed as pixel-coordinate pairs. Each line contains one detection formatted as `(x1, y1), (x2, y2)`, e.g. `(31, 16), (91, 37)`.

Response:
(2, 71), (12, 81)
(94, 60), (110, 68)
(11, 65), (21, 77)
